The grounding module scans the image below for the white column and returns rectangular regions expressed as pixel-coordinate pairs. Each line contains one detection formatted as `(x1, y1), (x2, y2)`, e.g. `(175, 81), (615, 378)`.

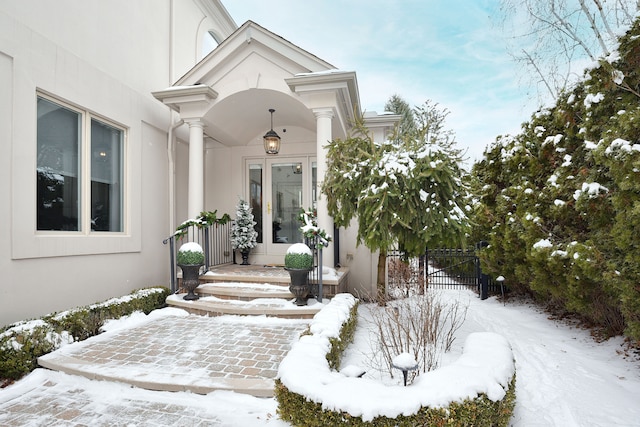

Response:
(186, 119), (204, 219)
(314, 108), (334, 267)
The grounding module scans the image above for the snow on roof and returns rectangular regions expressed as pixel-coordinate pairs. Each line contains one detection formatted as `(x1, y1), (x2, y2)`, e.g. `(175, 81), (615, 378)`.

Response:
(294, 69), (355, 77)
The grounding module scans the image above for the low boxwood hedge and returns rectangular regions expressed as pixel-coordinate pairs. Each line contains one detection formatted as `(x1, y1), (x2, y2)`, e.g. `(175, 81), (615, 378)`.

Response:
(276, 377), (516, 427)
(276, 295), (516, 426)
(0, 287), (169, 381)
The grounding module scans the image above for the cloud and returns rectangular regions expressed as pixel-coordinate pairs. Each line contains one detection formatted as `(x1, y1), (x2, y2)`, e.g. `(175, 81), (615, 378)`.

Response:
(225, 0), (536, 165)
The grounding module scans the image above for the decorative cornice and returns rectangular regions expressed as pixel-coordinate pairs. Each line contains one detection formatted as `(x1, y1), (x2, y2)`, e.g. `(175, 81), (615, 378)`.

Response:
(151, 85), (219, 112)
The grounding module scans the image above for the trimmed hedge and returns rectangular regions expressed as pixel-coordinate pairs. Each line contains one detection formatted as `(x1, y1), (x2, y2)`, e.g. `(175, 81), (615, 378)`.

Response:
(276, 296), (516, 426)
(0, 287), (169, 380)
(276, 378), (516, 427)
(326, 303), (359, 370)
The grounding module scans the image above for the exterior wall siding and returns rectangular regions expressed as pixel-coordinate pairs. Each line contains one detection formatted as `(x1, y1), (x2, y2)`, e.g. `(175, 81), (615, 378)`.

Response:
(0, 0), (235, 326)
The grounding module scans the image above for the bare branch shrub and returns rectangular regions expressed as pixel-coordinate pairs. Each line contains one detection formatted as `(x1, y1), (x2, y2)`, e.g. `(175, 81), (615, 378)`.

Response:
(387, 256), (427, 298)
(387, 257), (413, 298)
(368, 291), (468, 385)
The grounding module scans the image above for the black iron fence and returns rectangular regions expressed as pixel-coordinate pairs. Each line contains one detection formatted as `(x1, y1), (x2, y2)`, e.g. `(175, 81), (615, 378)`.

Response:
(387, 246), (502, 299)
(427, 248), (480, 288)
(163, 221), (233, 293)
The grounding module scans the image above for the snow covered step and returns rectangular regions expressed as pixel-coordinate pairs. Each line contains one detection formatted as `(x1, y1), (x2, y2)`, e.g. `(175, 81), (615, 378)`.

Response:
(166, 294), (322, 319)
(200, 269), (290, 286)
(196, 282), (294, 301)
(200, 264), (351, 299)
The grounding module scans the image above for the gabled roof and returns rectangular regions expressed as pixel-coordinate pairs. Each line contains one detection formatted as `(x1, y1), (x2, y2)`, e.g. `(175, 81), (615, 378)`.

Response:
(154, 20), (363, 146)
(175, 20), (335, 86)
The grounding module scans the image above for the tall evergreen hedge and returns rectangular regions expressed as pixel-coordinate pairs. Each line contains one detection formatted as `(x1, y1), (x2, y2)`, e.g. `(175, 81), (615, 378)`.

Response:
(470, 16), (640, 342)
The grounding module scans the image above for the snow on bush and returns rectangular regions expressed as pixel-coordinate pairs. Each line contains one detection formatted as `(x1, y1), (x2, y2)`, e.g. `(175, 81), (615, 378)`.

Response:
(286, 243), (312, 256)
(533, 239), (553, 249)
(284, 243), (313, 270)
(177, 242), (205, 265)
(277, 293), (515, 422)
(178, 242), (203, 254)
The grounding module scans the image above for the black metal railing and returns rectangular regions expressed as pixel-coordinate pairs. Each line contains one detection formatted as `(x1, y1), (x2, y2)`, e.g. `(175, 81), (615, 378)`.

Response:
(305, 235), (324, 302)
(163, 221), (233, 293)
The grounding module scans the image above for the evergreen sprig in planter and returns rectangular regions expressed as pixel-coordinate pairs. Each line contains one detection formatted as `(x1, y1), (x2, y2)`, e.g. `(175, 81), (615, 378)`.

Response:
(177, 242), (205, 301)
(285, 243), (314, 306)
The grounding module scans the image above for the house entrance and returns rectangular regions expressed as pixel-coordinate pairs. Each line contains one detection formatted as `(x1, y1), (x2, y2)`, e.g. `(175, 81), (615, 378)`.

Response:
(246, 157), (317, 258)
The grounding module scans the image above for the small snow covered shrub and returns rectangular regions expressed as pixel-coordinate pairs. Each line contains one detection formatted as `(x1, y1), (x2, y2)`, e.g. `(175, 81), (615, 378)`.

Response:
(284, 243), (313, 270)
(177, 242), (205, 265)
(0, 287), (169, 381)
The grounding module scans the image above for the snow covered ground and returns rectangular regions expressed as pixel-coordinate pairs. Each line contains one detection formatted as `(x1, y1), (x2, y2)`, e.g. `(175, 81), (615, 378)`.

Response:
(2, 288), (639, 426)
(344, 290), (640, 426)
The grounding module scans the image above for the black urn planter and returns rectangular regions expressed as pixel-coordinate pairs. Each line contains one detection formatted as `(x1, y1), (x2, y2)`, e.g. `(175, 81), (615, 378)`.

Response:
(285, 268), (312, 306)
(178, 264), (202, 300)
(240, 250), (250, 265)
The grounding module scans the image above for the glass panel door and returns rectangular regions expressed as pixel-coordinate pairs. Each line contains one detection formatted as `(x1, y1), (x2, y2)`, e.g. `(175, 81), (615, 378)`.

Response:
(248, 157), (314, 258)
(270, 161), (303, 245)
(266, 158), (309, 256)
(248, 163), (263, 244)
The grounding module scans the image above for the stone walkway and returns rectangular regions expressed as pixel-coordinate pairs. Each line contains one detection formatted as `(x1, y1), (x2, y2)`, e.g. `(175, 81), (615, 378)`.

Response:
(0, 311), (308, 426)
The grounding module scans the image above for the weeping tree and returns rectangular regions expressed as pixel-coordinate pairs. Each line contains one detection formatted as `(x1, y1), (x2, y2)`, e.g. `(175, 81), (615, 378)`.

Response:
(322, 99), (470, 301)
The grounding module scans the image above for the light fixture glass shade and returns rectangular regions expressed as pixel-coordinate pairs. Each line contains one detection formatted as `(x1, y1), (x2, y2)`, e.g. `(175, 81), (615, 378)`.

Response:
(263, 130), (280, 154)
(263, 108), (281, 154)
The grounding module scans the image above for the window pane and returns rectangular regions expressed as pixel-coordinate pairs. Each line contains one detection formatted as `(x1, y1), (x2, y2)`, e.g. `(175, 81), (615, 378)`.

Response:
(37, 97), (81, 231)
(91, 119), (123, 232)
(249, 163), (263, 243)
(312, 161), (317, 208)
(272, 162), (303, 244)
(201, 30), (220, 58)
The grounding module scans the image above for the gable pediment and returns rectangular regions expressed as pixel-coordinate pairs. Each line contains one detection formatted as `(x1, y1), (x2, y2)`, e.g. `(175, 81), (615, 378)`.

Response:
(175, 20), (335, 93)
(154, 20), (362, 147)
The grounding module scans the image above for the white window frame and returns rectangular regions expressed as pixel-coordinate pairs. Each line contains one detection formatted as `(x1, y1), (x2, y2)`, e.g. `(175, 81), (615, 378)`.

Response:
(36, 92), (127, 235)
(10, 91), (138, 260)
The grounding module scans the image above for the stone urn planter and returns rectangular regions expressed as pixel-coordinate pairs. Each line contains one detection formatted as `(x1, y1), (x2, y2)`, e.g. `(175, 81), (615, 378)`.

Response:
(285, 243), (314, 306)
(286, 267), (312, 306)
(240, 250), (250, 265)
(178, 263), (202, 301)
(177, 242), (205, 301)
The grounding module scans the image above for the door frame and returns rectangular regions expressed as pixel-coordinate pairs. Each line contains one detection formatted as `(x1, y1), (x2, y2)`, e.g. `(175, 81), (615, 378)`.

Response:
(243, 156), (317, 259)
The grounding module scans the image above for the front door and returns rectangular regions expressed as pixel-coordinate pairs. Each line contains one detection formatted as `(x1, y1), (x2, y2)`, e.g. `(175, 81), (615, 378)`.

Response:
(246, 157), (316, 259)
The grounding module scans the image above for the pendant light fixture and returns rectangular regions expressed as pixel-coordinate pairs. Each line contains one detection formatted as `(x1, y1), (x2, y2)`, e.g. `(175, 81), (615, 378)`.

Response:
(263, 108), (281, 155)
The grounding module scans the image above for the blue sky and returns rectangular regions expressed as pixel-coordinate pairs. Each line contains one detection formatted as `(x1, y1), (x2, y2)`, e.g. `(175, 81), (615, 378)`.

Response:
(224, 1), (540, 165)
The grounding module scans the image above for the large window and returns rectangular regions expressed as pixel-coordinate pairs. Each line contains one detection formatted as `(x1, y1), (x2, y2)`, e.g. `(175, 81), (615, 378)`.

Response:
(37, 95), (124, 232)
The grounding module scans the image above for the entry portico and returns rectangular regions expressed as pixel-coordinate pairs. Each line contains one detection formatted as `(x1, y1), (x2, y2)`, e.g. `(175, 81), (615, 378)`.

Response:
(154, 20), (399, 296)
(153, 21), (364, 267)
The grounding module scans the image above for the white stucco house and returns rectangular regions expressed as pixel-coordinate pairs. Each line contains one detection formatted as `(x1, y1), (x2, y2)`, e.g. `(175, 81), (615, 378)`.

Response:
(0, 0), (398, 327)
